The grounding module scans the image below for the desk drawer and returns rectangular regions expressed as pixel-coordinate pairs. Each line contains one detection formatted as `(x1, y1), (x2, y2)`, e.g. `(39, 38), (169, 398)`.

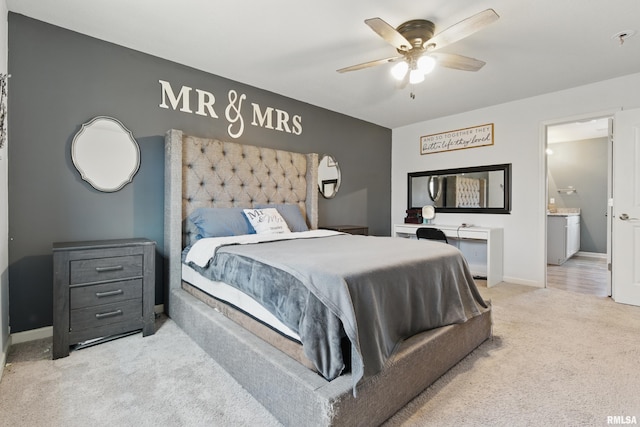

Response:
(70, 255), (143, 284)
(70, 279), (142, 309)
(70, 299), (142, 332)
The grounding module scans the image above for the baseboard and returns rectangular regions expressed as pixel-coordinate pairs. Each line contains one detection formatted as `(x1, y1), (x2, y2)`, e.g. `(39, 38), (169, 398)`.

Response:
(0, 334), (10, 381)
(501, 276), (543, 288)
(11, 325), (52, 345)
(576, 251), (607, 259)
(10, 304), (165, 345)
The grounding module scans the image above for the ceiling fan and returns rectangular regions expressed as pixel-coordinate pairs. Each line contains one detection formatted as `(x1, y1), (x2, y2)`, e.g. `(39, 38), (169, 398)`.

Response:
(337, 9), (499, 86)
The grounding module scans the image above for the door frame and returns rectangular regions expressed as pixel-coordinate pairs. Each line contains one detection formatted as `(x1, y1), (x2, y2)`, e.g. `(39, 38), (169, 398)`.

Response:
(540, 108), (620, 291)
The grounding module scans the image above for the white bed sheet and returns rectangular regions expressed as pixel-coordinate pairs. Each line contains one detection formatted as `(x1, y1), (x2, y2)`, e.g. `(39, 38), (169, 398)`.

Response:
(185, 229), (341, 268)
(181, 263), (301, 341)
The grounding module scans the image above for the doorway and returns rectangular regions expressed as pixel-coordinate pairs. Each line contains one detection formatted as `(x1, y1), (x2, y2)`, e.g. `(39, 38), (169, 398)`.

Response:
(543, 113), (613, 297)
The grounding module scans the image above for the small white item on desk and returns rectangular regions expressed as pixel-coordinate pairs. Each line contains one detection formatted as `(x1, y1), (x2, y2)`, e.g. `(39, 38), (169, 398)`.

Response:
(422, 205), (436, 224)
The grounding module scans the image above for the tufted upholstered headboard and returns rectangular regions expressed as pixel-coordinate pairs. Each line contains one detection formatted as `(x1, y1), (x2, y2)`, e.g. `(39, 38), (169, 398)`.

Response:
(164, 129), (318, 296)
(447, 176), (485, 208)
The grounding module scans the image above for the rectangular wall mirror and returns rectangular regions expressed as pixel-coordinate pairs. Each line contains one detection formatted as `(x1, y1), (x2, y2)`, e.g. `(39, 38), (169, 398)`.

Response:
(408, 163), (511, 214)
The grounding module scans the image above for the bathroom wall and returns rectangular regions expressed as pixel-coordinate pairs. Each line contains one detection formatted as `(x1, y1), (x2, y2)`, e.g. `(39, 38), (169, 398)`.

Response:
(547, 137), (608, 254)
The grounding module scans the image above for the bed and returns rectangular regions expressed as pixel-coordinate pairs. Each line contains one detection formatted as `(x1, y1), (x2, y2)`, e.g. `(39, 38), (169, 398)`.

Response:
(164, 129), (492, 426)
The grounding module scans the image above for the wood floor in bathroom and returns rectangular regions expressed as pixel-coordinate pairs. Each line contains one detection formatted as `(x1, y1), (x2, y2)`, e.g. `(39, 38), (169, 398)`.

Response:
(547, 255), (609, 297)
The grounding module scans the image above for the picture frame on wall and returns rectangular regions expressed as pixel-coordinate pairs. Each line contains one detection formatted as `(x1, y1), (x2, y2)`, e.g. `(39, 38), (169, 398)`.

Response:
(420, 123), (494, 155)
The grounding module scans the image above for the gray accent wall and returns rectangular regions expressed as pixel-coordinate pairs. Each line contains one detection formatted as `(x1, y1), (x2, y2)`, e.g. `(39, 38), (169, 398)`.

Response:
(547, 137), (608, 253)
(7, 14), (391, 333)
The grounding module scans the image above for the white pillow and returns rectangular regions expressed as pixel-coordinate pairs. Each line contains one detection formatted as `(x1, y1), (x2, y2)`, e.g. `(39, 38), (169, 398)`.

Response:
(243, 208), (291, 234)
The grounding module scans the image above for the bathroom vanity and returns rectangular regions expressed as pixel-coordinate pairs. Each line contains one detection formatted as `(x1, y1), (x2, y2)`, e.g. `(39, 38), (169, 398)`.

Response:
(547, 212), (580, 265)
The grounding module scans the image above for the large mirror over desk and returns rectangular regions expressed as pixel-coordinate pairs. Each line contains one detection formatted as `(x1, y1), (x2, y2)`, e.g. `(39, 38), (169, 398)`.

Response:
(408, 163), (511, 214)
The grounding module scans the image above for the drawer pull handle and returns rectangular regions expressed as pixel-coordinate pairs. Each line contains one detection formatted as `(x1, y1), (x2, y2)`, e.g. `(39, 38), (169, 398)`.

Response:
(95, 265), (124, 273)
(95, 289), (124, 298)
(95, 309), (123, 319)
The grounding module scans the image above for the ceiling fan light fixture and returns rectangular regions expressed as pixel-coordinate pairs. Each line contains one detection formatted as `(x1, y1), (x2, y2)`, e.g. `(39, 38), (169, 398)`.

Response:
(417, 55), (436, 74)
(390, 61), (409, 80)
(409, 68), (425, 84)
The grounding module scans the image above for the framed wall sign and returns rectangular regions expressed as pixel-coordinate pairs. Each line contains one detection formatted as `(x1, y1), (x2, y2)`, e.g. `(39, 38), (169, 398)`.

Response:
(420, 123), (494, 155)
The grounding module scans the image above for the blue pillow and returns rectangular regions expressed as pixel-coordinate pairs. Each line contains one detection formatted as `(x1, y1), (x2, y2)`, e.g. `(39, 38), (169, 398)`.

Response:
(183, 217), (202, 246)
(188, 207), (255, 239)
(255, 203), (309, 232)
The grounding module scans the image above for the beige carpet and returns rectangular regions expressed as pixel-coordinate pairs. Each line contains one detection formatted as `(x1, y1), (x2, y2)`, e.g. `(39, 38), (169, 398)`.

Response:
(1, 283), (639, 427)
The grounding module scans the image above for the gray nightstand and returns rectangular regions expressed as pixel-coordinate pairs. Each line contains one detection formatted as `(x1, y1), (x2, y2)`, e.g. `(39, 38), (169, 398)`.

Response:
(52, 238), (156, 359)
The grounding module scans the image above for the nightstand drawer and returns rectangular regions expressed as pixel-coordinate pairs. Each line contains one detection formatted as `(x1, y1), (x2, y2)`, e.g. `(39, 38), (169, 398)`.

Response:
(70, 279), (142, 309)
(70, 255), (143, 284)
(70, 299), (142, 332)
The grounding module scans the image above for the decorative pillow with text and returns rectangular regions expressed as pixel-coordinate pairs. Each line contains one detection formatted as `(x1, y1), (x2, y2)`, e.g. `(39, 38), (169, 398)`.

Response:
(242, 208), (291, 234)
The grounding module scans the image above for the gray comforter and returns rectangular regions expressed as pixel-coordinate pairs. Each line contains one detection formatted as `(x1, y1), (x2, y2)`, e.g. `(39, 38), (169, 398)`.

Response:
(184, 234), (488, 391)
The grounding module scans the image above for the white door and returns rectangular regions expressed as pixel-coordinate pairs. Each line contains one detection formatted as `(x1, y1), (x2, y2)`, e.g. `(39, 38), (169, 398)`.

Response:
(612, 108), (640, 306)
(606, 118), (613, 296)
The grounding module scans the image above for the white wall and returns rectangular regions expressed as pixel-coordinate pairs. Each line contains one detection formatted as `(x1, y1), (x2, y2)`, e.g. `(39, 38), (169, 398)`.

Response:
(1, 0), (10, 372)
(392, 72), (640, 286)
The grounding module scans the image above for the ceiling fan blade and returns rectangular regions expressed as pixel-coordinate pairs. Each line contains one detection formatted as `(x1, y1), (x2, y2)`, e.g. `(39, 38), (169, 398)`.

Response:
(430, 52), (486, 71)
(424, 9), (499, 51)
(365, 17), (412, 51)
(337, 56), (402, 73)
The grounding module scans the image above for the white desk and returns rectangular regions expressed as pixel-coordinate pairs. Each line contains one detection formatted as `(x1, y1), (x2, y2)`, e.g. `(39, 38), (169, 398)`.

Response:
(394, 224), (504, 287)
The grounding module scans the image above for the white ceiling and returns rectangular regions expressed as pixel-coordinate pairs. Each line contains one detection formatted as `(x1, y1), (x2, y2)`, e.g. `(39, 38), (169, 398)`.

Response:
(7, 0), (640, 129)
(547, 118), (609, 144)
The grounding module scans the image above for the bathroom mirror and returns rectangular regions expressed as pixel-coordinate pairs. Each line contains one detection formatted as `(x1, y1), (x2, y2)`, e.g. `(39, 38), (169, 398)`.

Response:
(71, 116), (140, 192)
(318, 154), (341, 198)
(408, 163), (511, 214)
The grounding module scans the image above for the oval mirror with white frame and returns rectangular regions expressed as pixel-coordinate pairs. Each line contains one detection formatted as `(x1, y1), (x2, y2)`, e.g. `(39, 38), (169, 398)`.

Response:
(318, 154), (341, 199)
(71, 116), (140, 192)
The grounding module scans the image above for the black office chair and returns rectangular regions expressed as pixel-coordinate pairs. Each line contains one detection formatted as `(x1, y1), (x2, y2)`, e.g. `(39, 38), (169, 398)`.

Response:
(416, 227), (448, 244)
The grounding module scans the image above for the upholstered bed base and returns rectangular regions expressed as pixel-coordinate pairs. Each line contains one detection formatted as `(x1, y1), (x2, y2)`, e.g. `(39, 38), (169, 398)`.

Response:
(170, 286), (491, 426)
